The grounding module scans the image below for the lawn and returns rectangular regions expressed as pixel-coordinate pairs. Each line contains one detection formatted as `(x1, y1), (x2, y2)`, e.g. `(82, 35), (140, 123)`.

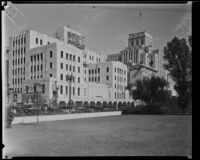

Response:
(3, 115), (192, 157)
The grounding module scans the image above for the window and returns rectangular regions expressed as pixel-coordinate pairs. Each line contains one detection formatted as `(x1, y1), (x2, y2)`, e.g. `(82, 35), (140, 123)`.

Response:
(66, 86), (68, 94)
(24, 47), (26, 53)
(31, 56), (33, 62)
(89, 77), (91, 82)
(47, 42), (50, 44)
(98, 68), (100, 73)
(78, 67), (80, 73)
(42, 84), (45, 94)
(107, 67), (109, 72)
(78, 56), (80, 63)
(73, 87), (75, 95)
(24, 36), (26, 44)
(98, 76), (100, 82)
(40, 39), (43, 45)
(69, 65), (71, 71)
(78, 77), (80, 83)
(37, 54), (39, 61)
(115, 76), (116, 80)
(61, 51), (63, 58)
(95, 77), (97, 82)
(66, 53), (68, 60)
(115, 92), (116, 99)
(41, 54), (43, 60)
(66, 64), (68, 70)
(60, 63), (63, 69)
(50, 74), (52, 77)
(107, 76), (109, 80)
(73, 55), (75, 61)
(78, 87), (80, 96)
(36, 38), (38, 44)
(60, 74), (63, 80)
(92, 70), (94, 74)
(50, 51), (52, 58)
(92, 77), (94, 82)
(73, 66), (75, 72)
(60, 85), (63, 94)
(89, 70), (91, 74)
(95, 70), (97, 74)
(70, 54), (72, 60)
(50, 63), (52, 68)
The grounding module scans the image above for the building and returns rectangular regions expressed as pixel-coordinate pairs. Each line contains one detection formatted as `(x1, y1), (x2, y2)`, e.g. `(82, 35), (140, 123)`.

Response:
(107, 31), (172, 89)
(7, 26), (133, 107)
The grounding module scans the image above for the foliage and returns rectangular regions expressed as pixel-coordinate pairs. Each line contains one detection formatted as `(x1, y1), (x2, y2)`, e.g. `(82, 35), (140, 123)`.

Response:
(132, 76), (170, 106)
(121, 105), (167, 115)
(163, 36), (192, 114)
(5, 104), (14, 128)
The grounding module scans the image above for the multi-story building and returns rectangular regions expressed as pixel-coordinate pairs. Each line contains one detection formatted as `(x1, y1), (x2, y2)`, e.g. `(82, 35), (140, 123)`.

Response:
(107, 31), (169, 85)
(7, 26), (133, 107)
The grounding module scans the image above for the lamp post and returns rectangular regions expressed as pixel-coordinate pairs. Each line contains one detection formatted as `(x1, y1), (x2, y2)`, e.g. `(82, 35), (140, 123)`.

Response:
(66, 73), (74, 112)
(34, 82), (42, 125)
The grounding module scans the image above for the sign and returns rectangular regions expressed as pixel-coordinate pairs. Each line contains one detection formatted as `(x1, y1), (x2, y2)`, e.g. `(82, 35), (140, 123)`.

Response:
(67, 31), (85, 50)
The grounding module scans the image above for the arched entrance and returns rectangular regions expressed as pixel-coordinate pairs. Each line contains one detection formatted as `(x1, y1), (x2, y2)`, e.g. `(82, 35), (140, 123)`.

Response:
(59, 101), (67, 109)
(108, 101), (113, 108)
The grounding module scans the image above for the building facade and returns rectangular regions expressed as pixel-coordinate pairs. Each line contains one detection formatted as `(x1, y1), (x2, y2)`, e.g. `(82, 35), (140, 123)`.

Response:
(7, 26), (133, 106)
(107, 31), (171, 88)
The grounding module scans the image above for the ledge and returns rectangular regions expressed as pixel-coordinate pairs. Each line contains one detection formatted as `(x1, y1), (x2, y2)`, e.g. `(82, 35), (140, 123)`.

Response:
(12, 111), (122, 124)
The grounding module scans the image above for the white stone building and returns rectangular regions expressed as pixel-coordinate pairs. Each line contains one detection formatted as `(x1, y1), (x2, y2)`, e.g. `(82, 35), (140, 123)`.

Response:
(6, 26), (133, 107)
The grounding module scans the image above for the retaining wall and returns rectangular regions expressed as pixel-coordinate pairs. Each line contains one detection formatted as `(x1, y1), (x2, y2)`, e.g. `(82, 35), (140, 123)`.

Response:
(12, 111), (122, 124)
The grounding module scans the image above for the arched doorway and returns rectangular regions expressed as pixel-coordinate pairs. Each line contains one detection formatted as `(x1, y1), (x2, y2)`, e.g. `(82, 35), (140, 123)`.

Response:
(131, 102), (135, 108)
(102, 101), (107, 108)
(90, 101), (96, 108)
(108, 101), (113, 108)
(59, 101), (67, 109)
(83, 101), (89, 108)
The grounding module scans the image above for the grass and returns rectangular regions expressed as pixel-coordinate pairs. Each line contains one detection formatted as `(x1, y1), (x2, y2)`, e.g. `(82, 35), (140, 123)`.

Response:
(3, 115), (191, 157)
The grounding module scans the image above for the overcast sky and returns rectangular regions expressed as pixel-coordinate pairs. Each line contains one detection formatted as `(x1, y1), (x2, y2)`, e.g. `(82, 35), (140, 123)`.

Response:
(4, 3), (191, 56)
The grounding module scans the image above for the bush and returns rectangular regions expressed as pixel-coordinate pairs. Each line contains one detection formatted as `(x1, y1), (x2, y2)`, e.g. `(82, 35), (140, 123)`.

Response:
(122, 104), (167, 115)
(121, 106), (135, 114)
(5, 105), (14, 128)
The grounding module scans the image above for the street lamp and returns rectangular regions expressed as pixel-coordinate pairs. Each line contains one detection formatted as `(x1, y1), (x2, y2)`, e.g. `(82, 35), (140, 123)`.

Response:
(66, 73), (74, 112)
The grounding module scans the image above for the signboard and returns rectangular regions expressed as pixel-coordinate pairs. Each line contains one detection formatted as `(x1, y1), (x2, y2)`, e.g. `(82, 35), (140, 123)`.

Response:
(67, 31), (85, 50)
(129, 32), (145, 39)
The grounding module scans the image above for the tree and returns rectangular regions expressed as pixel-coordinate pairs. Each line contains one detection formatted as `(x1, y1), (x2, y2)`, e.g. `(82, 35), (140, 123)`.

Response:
(132, 76), (170, 106)
(163, 36), (192, 114)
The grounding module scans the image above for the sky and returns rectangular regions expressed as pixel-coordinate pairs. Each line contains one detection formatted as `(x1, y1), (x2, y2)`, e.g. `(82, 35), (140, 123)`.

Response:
(3, 3), (191, 57)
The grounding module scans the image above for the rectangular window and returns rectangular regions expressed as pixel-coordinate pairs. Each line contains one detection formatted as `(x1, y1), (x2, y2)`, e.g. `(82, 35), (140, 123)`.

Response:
(42, 84), (45, 94)
(73, 87), (75, 95)
(60, 63), (63, 69)
(41, 65), (43, 70)
(73, 55), (75, 61)
(50, 74), (52, 77)
(98, 76), (100, 82)
(89, 70), (91, 74)
(89, 77), (91, 82)
(78, 67), (80, 73)
(92, 77), (94, 82)
(61, 51), (63, 58)
(36, 38), (38, 44)
(98, 68), (100, 73)
(66, 64), (68, 70)
(95, 77), (97, 82)
(60, 74), (63, 80)
(78, 56), (80, 63)
(40, 39), (43, 45)
(78, 87), (80, 96)
(50, 63), (52, 68)
(50, 51), (52, 58)
(31, 56), (33, 62)
(66, 86), (68, 94)
(66, 53), (68, 60)
(60, 85), (63, 94)
(70, 54), (72, 60)
(69, 65), (71, 71)
(73, 66), (75, 72)
(107, 76), (109, 80)
(24, 47), (26, 53)
(78, 77), (80, 83)
(41, 54), (43, 60)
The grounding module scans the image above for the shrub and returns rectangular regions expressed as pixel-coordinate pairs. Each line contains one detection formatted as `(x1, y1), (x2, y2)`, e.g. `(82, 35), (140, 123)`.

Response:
(121, 106), (135, 114)
(5, 105), (14, 128)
